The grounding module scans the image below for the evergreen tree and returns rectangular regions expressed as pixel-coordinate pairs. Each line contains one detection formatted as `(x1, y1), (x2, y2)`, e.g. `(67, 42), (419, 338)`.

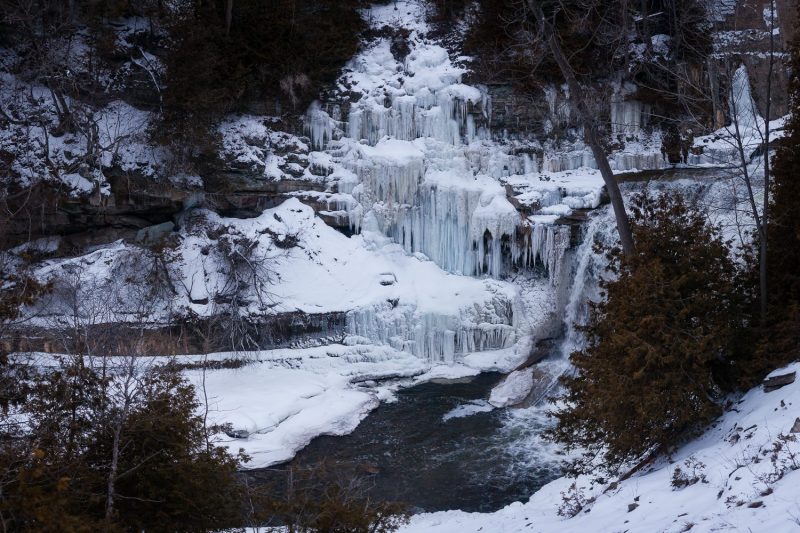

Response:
(0, 360), (245, 531)
(753, 26), (800, 378)
(103, 365), (244, 531)
(549, 192), (746, 471)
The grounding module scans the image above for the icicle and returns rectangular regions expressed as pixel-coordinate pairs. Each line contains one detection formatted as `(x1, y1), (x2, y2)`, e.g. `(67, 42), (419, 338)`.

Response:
(345, 299), (516, 363)
(351, 156), (424, 206)
(345, 82), (483, 147)
(305, 102), (336, 150)
(525, 223), (570, 286)
(610, 99), (650, 136)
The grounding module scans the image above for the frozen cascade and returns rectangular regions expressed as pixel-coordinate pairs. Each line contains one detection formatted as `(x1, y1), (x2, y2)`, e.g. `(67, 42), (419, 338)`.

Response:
(543, 150), (596, 172)
(610, 99), (651, 136)
(345, 297), (518, 363)
(687, 65), (765, 167)
(342, 37), (488, 148)
(347, 89), (486, 147)
(727, 65), (759, 134)
(300, 9), (773, 367)
(306, 3), (583, 362)
(611, 151), (664, 171)
(309, 31), (581, 285)
(370, 177), (571, 280)
(543, 148), (665, 173)
(377, 178), (512, 278)
(524, 223), (571, 286)
(340, 139), (426, 206)
(305, 102), (337, 150)
(464, 141), (541, 178)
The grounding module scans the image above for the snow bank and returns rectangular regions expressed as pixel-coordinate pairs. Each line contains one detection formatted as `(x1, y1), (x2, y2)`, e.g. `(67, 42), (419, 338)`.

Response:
(180, 343), (542, 468)
(402, 361), (800, 532)
(183, 344), (425, 467)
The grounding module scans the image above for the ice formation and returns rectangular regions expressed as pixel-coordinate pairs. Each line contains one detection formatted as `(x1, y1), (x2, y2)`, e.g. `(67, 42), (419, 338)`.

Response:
(304, 17), (584, 284)
(345, 302), (517, 363)
(291, 1), (603, 362)
(610, 98), (651, 136)
(286, 5), (775, 367)
(688, 65), (780, 167)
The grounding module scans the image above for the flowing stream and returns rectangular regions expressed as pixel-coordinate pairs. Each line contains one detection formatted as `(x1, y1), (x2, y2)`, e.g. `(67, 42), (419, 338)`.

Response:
(253, 372), (563, 513)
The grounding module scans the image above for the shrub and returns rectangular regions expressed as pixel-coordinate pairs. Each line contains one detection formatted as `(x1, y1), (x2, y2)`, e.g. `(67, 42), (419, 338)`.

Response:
(258, 461), (410, 533)
(671, 457), (707, 489)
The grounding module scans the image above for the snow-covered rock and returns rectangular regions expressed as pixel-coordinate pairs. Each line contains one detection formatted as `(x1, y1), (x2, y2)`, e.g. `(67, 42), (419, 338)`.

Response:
(488, 367), (535, 407)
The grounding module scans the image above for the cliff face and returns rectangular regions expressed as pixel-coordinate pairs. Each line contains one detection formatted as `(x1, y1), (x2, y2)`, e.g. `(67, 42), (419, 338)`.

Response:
(469, 0), (794, 135)
(0, 0), (792, 254)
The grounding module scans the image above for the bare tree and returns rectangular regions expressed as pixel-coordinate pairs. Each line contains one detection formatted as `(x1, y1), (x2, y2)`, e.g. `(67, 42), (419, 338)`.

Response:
(758, 0), (776, 321)
(103, 355), (145, 527)
(726, 62), (773, 322)
(681, 0), (779, 322)
(526, 0), (635, 257)
(210, 232), (277, 352)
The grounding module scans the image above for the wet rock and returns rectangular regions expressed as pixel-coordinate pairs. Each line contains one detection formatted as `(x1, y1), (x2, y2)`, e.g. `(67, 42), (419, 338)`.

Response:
(136, 221), (175, 245)
(225, 429), (250, 439)
(791, 418), (800, 434)
(763, 372), (796, 392)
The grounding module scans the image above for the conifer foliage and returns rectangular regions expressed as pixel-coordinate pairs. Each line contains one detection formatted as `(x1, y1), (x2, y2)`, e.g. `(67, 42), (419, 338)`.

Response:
(550, 192), (746, 471)
(0, 359), (245, 531)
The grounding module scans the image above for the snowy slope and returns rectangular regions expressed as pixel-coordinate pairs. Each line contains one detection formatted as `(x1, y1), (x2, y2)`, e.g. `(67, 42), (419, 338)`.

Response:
(178, 198), (517, 319)
(402, 363), (800, 532)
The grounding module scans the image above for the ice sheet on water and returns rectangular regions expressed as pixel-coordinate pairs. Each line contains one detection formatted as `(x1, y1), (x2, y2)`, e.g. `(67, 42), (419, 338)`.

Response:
(442, 399), (494, 422)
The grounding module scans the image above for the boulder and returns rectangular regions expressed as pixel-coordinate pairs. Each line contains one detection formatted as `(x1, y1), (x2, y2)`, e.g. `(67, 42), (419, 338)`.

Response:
(135, 221), (175, 245)
(489, 367), (534, 408)
(763, 372), (796, 392)
(225, 429), (250, 439)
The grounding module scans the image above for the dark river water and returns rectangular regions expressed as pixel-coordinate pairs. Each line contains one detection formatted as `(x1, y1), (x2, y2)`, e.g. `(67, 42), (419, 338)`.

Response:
(251, 372), (563, 513)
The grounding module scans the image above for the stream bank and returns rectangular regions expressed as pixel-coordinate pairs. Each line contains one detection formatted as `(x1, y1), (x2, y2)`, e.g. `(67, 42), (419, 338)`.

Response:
(251, 371), (563, 513)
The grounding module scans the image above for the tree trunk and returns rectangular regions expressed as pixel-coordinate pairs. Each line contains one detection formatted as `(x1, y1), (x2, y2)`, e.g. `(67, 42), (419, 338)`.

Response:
(526, 0), (635, 258)
(225, 0), (233, 36)
(760, 0), (775, 323)
(105, 419), (122, 527)
(105, 360), (136, 528)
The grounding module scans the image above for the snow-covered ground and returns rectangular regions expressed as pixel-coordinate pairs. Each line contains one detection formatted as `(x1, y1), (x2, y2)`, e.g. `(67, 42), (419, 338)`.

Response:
(23, 342), (532, 470)
(189, 343), (534, 467)
(402, 363), (800, 532)
(28, 196), (547, 364)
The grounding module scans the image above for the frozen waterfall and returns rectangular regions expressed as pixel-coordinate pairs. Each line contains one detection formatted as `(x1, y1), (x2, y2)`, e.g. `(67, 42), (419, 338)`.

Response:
(298, 6), (592, 363)
(345, 301), (517, 363)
